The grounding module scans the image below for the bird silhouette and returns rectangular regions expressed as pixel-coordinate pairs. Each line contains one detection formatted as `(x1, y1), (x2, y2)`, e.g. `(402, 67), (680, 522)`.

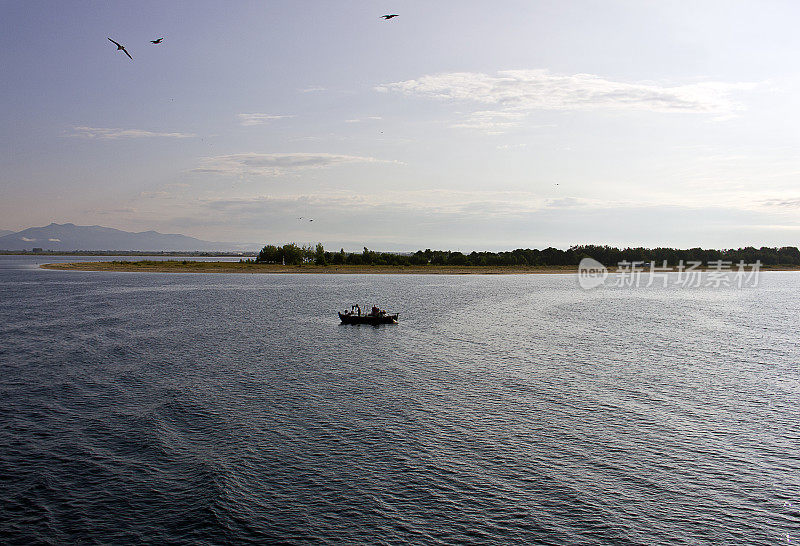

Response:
(381, 14), (399, 19)
(150, 38), (163, 44)
(108, 38), (132, 60)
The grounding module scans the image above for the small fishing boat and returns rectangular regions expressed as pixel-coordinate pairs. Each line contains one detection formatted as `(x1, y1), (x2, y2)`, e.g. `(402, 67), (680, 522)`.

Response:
(339, 305), (398, 325)
(338, 312), (398, 325)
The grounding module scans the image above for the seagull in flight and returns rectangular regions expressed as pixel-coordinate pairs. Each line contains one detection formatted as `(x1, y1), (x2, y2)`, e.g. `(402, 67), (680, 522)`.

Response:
(107, 38), (132, 60)
(150, 38), (163, 44)
(381, 14), (399, 19)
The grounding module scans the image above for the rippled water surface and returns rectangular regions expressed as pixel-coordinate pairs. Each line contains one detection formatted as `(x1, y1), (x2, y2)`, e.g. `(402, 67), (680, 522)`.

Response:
(1, 256), (798, 544)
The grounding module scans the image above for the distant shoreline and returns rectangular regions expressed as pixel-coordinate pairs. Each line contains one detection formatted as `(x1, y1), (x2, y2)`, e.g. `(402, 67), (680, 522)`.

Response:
(40, 261), (578, 274)
(39, 261), (798, 275)
(2, 251), (255, 257)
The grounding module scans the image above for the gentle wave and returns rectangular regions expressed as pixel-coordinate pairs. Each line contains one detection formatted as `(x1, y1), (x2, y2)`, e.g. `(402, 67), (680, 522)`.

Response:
(1, 257), (798, 544)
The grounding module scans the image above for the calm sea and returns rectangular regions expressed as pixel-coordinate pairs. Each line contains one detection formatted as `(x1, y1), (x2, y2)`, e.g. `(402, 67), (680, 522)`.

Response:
(1, 256), (798, 544)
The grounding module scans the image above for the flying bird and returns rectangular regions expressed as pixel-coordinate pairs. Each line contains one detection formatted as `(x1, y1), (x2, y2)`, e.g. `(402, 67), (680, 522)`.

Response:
(150, 38), (163, 44)
(107, 37), (132, 60)
(381, 14), (399, 19)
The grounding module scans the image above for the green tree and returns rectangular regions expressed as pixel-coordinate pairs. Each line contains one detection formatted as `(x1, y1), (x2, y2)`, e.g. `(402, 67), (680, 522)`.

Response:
(256, 245), (281, 263)
(282, 243), (303, 265)
(314, 243), (326, 265)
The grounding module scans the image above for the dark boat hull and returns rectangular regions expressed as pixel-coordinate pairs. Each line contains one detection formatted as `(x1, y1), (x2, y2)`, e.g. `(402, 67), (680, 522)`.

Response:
(339, 312), (398, 325)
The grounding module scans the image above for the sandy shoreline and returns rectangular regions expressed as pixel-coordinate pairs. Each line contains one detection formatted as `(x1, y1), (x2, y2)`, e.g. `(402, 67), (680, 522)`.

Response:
(39, 261), (797, 275)
(41, 261), (580, 274)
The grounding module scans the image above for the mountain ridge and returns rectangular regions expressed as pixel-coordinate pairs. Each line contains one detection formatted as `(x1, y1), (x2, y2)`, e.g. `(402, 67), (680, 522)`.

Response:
(0, 223), (256, 252)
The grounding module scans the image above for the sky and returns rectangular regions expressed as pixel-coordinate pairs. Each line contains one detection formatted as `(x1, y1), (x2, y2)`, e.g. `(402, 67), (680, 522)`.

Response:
(2, 0), (800, 251)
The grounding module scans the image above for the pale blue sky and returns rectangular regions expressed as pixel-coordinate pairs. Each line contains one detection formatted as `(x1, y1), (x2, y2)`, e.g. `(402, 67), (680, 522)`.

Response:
(3, 0), (800, 250)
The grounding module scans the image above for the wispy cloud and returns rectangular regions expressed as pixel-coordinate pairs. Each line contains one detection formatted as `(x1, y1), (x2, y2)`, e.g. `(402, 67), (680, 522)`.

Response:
(345, 116), (383, 123)
(159, 192), (717, 250)
(86, 207), (138, 215)
(496, 143), (528, 150)
(186, 191), (544, 226)
(377, 70), (757, 132)
(194, 153), (394, 177)
(195, 190), (600, 219)
(450, 110), (529, 133)
(71, 126), (196, 139)
(237, 113), (293, 126)
(135, 187), (800, 249)
(139, 191), (172, 199)
(299, 86), (326, 93)
(761, 198), (800, 208)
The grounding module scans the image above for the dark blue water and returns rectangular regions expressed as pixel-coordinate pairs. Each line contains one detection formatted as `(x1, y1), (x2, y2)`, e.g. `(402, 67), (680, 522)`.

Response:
(1, 256), (798, 544)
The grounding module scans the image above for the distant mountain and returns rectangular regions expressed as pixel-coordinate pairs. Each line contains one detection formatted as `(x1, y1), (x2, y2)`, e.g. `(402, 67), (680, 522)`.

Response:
(0, 223), (252, 252)
(0, 229), (13, 237)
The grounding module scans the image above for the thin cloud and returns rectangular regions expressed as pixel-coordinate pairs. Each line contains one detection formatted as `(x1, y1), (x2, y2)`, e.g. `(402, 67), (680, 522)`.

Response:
(545, 197), (584, 208)
(496, 143), (528, 150)
(90, 207), (138, 215)
(194, 152), (394, 177)
(195, 189), (575, 219)
(345, 116), (383, 123)
(71, 126), (196, 139)
(144, 189), (800, 250)
(170, 191), (698, 241)
(739, 224), (800, 231)
(377, 69), (756, 117)
(451, 110), (529, 133)
(139, 191), (172, 199)
(237, 113), (293, 126)
(761, 198), (800, 208)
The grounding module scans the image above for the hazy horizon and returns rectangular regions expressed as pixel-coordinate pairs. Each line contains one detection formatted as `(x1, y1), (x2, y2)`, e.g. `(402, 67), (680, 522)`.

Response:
(3, 1), (800, 249)
(4, 221), (800, 254)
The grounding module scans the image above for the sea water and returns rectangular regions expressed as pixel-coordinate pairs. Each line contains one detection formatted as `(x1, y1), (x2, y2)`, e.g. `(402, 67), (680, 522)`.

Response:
(1, 256), (798, 544)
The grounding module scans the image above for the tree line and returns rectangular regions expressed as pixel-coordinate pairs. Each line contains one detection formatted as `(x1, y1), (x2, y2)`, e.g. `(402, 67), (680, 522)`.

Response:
(252, 243), (800, 267)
